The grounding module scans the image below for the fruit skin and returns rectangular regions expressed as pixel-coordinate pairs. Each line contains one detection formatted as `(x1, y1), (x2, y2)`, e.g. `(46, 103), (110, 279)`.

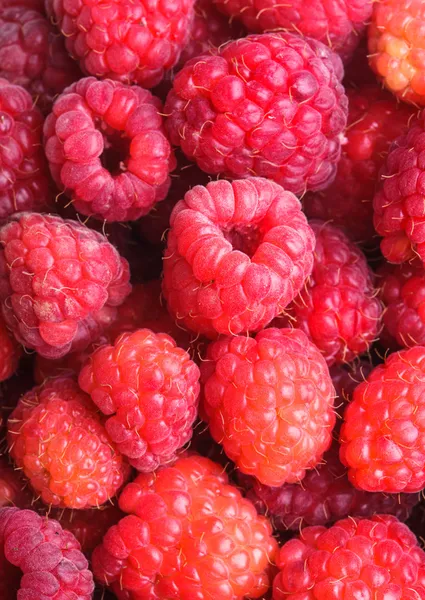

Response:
(0, 79), (51, 220)
(0, 212), (131, 359)
(0, 314), (21, 382)
(0, 457), (33, 509)
(165, 32), (348, 195)
(272, 514), (425, 600)
(44, 76), (175, 222)
(0, 507), (94, 599)
(304, 86), (415, 246)
(7, 377), (130, 509)
(201, 328), (336, 487)
(46, 0), (195, 89)
(340, 345), (425, 493)
(79, 328), (200, 472)
(92, 454), (277, 599)
(162, 177), (315, 338)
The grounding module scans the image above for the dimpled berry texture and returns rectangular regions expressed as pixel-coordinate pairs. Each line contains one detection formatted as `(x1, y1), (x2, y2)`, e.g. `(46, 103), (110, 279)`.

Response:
(201, 328), (336, 486)
(273, 515), (425, 600)
(0, 79), (51, 220)
(162, 178), (315, 338)
(214, 0), (372, 62)
(8, 377), (130, 509)
(44, 77), (174, 222)
(0, 212), (131, 359)
(46, 0), (195, 88)
(79, 329), (200, 472)
(340, 346), (425, 493)
(92, 454), (277, 599)
(165, 33), (348, 194)
(0, 507), (94, 599)
(284, 221), (382, 366)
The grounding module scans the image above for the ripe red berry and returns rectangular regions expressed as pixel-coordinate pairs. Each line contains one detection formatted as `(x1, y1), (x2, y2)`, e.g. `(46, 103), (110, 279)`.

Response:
(165, 32), (348, 194)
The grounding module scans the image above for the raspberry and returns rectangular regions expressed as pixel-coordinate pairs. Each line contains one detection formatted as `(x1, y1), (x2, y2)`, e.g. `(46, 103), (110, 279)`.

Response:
(0, 457), (32, 509)
(92, 454), (277, 599)
(47, 0), (195, 89)
(368, 0), (425, 105)
(8, 377), (130, 508)
(0, 7), (81, 114)
(79, 328), (200, 472)
(44, 77), (175, 222)
(0, 507), (94, 599)
(0, 212), (131, 359)
(304, 86), (415, 246)
(277, 221), (382, 365)
(165, 33), (348, 194)
(0, 0), (45, 10)
(273, 514), (425, 600)
(201, 328), (336, 487)
(0, 79), (51, 220)
(163, 178), (315, 338)
(330, 360), (373, 426)
(344, 38), (377, 87)
(214, 0), (372, 62)
(340, 345), (425, 493)
(0, 313), (21, 382)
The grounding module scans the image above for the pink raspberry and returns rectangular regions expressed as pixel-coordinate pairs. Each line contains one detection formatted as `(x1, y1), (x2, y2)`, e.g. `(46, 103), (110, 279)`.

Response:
(201, 328), (336, 487)
(163, 178), (315, 338)
(273, 515), (425, 600)
(46, 0), (195, 88)
(44, 77), (175, 222)
(79, 328), (200, 472)
(165, 33), (348, 194)
(0, 212), (131, 359)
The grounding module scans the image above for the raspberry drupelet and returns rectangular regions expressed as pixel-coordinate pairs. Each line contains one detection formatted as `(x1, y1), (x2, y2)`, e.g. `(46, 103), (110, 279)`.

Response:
(79, 328), (200, 472)
(92, 454), (277, 599)
(165, 32), (348, 194)
(8, 377), (130, 509)
(0, 212), (131, 359)
(273, 514), (425, 600)
(46, 0), (195, 89)
(162, 177), (315, 338)
(44, 77), (175, 222)
(201, 328), (336, 487)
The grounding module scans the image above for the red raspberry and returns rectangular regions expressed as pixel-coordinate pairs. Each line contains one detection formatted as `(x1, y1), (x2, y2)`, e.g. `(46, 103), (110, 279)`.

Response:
(7, 377), (130, 508)
(0, 212), (131, 359)
(368, 0), (425, 105)
(92, 454), (277, 599)
(165, 33), (348, 194)
(272, 514), (425, 600)
(330, 360), (373, 425)
(304, 86), (415, 246)
(277, 221), (382, 366)
(0, 313), (21, 382)
(0, 457), (33, 509)
(0, 507), (94, 599)
(44, 77), (175, 222)
(163, 178), (315, 338)
(201, 328), (336, 487)
(214, 0), (372, 62)
(79, 329), (200, 472)
(340, 345), (425, 493)
(0, 0), (45, 10)
(46, 0), (195, 89)
(0, 7), (81, 114)
(0, 79), (51, 220)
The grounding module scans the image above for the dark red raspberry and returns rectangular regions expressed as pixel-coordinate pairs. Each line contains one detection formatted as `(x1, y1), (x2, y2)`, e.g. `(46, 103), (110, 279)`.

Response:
(304, 86), (415, 246)
(0, 79), (51, 220)
(8, 377), (130, 508)
(0, 313), (21, 382)
(330, 360), (373, 426)
(92, 454), (277, 599)
(47, 0), (195, 88)
(344, 38), (377, 87)
(79, 328), (200, 472)
(163, 177), (315, 338)
(273, 515), (425, 600)
(0, 507), (94, 599)
(340, 345), (425, 493)
(44, 77), (175, 222)
(0, 457), (33, 509)
(0, 212), (131, 359)
(0, 0), (45, 10)
(0, 7), (81, 114)
(165, 33), (348, 194)
(201, 328), (336, 487)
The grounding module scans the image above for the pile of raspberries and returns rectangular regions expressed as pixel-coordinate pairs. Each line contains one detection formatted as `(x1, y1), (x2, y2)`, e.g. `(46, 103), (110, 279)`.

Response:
(2, 0), (425, 598)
